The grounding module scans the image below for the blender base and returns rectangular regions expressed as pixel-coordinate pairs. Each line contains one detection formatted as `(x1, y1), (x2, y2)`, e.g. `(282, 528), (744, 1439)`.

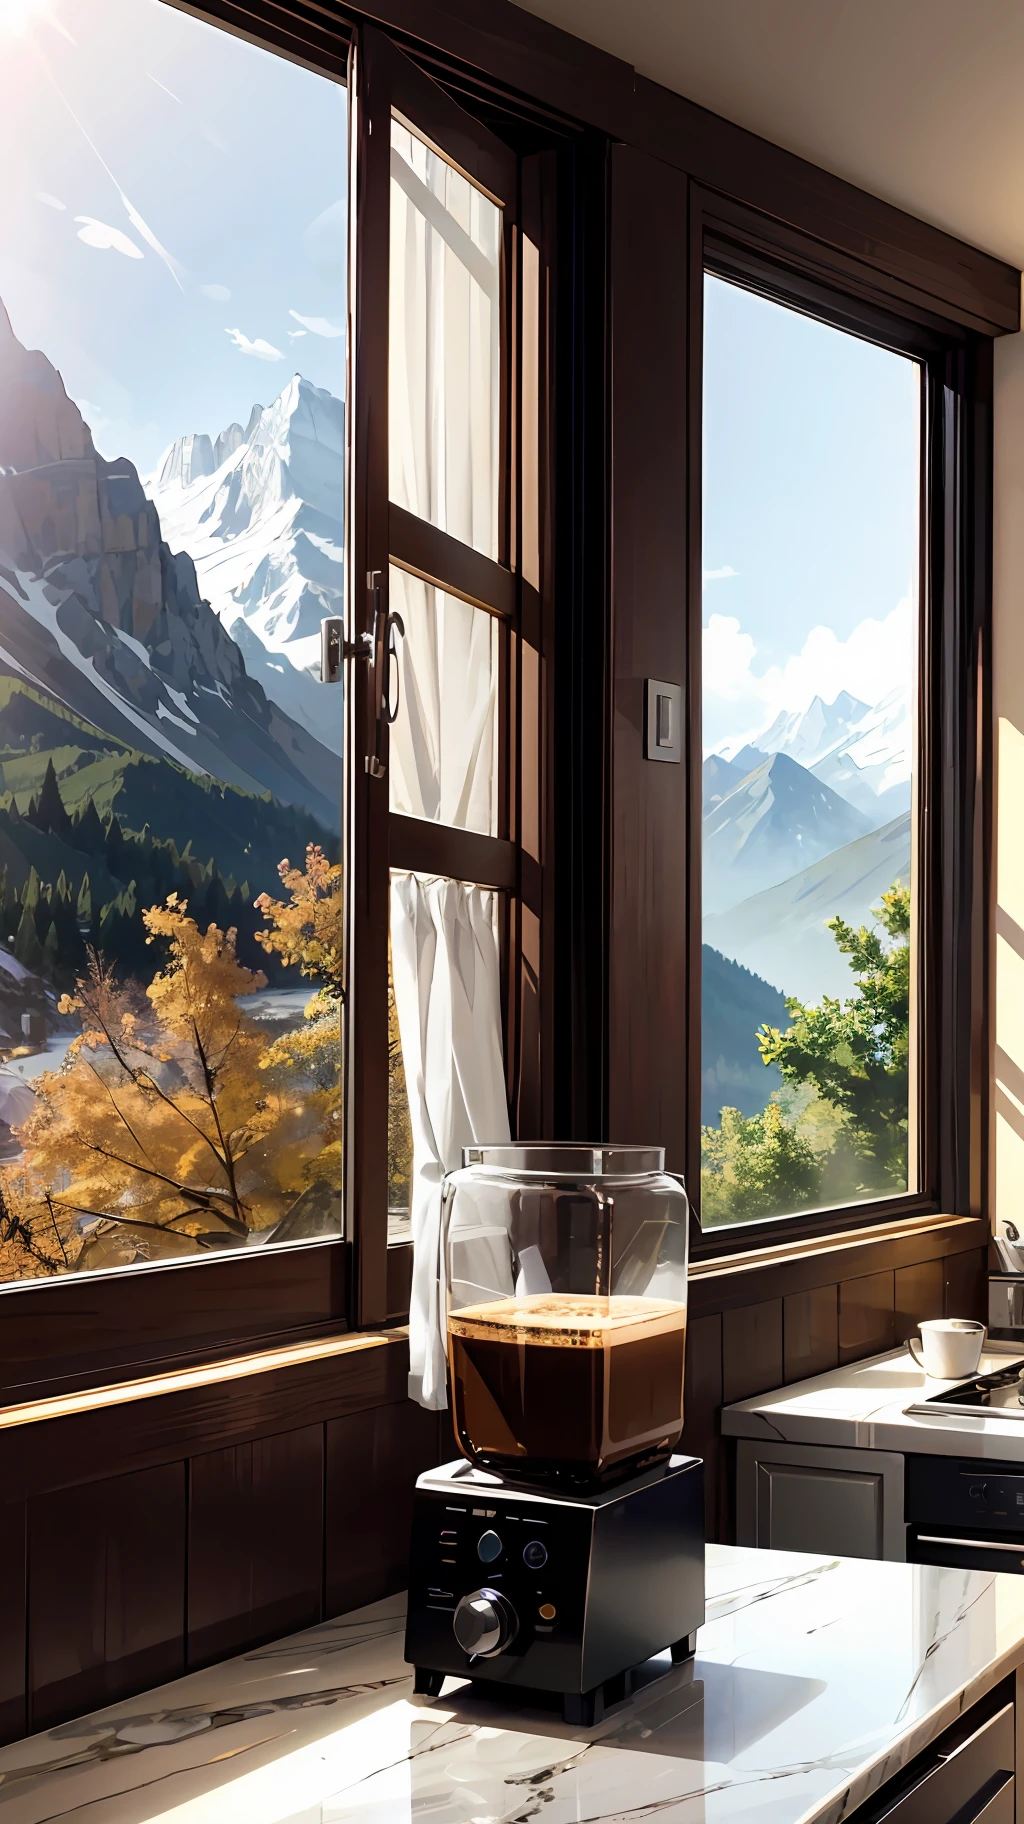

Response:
(404, 1454), (705, 1718)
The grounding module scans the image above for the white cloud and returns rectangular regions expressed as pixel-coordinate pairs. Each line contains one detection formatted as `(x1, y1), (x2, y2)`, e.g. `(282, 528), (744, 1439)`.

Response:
(288, 328), (307, 340)
(202, 282), (231, 302)
(225, 327), (283, 362)
(703, 597), (914, 754)
(36, 190), (65, 211)
(289, 308), (343, 339)
(703, 565), (738, 582)
(75, 216), (143, 259)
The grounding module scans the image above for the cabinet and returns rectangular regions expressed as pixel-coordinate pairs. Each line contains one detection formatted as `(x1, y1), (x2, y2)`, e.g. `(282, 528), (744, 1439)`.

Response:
(736, 1439), (906, 1560)
(858, 1687), (1014, 1822)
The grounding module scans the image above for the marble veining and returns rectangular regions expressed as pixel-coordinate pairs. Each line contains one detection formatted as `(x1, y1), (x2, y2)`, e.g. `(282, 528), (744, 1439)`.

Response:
(2, 1546), (1024, 1823)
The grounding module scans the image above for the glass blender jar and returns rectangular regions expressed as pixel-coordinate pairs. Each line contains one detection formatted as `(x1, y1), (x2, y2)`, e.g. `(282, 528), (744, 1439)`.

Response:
(441, 1144), (689, 1490)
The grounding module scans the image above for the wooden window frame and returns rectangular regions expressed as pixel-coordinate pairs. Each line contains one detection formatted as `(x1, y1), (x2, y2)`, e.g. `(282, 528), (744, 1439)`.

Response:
(349, 25), (557, 1325)
(684, 189), (991, 1258)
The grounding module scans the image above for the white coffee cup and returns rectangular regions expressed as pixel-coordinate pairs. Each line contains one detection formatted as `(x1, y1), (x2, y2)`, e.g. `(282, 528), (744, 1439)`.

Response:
(907, 1318), (986, 1379)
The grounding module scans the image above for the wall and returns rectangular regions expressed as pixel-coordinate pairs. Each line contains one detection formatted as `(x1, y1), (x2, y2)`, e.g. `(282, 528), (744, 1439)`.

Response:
(0, 1335), (444, 1744)
(992, 322), (1024, 1233)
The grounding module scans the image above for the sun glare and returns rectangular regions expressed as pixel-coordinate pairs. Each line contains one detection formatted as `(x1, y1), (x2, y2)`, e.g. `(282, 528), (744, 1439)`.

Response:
(0, 0), (48, 33)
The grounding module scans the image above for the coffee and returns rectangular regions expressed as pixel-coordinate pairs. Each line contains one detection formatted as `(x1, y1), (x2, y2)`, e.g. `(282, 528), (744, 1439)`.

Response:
(448, 1293), (686, 1488)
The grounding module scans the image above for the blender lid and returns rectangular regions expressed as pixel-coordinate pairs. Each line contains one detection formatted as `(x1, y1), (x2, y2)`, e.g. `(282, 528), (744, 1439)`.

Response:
(461, 1143), (666, 1177)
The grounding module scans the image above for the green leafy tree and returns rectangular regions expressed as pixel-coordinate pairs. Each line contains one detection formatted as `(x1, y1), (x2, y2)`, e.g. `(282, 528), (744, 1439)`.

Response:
(757, 885), (910, 1189)
(700, 1100), (821, 1225)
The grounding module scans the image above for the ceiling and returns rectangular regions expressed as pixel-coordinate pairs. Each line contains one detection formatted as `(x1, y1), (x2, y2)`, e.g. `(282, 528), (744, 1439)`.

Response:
(510, 0), (1024, 273)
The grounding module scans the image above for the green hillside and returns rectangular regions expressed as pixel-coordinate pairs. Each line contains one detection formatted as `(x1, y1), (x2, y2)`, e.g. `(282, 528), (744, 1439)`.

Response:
(702, 944), (787, 1126)
(0, 675), (337, 986)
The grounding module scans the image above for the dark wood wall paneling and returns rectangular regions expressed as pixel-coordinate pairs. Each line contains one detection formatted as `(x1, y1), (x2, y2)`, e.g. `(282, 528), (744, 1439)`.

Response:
(0, 1337), (447, 1745)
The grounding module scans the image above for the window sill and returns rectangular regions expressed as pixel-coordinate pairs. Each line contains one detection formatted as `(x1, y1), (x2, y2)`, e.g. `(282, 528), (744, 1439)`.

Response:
(688, 1211), (988, 1314)
(0, 1327), (406, 1434)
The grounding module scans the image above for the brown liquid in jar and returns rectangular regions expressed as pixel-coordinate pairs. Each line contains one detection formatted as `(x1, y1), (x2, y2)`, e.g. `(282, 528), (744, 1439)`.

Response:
(447, 1294), (686, 1488)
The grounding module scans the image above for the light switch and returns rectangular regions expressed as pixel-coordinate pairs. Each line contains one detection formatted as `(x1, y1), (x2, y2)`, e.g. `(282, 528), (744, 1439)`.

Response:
(644, 678), (682, 762)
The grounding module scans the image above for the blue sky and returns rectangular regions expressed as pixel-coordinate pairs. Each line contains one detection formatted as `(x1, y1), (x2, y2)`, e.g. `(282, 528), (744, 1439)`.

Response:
(0, 0), (346, 476)
(702, 274), (920, 753)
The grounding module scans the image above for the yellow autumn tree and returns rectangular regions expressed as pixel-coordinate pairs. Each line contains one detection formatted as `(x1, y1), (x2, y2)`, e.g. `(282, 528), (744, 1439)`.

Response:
(254, 845), (344, 1202)
(0, 846), (408, 1278)
(254, 845), (344, 991)
(2, 899), (328, 1273)
(255, 843), (411, 1216)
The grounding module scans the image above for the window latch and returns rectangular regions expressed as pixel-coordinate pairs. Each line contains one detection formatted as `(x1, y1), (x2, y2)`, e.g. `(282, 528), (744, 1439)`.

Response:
(319, 616), (376, 685)
(320, 576), (407, 771)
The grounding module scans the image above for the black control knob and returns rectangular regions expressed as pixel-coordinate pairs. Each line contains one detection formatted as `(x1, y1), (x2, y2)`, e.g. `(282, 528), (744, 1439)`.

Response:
(452, 1588), (519, 1659)
(969, 1483), (988, 1500)
(523, 1539), (548, 1569)
(477, 1529), (503, 1563)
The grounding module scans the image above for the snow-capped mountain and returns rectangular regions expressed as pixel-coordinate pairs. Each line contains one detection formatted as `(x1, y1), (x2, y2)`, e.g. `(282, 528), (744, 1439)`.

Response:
(149, 378), (345, 755)
(809, 686), (912, 820)
(716, 687), (912, 826)
(750, 689), (870, 768)
(0, 300), (338, 834)
(702, 753), (744, 813)
(703, 812), (911, 1002)
(153, 406), (260, 490)
(702, 751), (871, 915)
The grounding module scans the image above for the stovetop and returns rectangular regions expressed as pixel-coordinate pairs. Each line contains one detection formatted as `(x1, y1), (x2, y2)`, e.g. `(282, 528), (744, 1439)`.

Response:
(905, 1360), (1024, 1420)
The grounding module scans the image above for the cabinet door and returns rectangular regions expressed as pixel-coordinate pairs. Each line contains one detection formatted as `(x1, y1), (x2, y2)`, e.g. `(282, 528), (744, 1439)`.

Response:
(736, 1440), (906, 1560)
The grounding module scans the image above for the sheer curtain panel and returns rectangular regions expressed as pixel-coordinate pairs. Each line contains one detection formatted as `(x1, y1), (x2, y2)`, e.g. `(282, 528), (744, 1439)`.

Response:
(391, 873), (509, 1408)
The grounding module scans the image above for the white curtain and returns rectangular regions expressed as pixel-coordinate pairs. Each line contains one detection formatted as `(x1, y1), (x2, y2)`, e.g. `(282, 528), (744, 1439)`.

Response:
(389, 120), (500, 560)
(391, 873), (510, 1409)
(387, 119), (509, 1410)
(388, 567), (497, 836)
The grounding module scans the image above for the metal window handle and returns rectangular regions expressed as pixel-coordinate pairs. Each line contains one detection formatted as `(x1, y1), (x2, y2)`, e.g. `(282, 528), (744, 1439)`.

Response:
(384, 611), (405, 724)
(364, 572), (404, 778)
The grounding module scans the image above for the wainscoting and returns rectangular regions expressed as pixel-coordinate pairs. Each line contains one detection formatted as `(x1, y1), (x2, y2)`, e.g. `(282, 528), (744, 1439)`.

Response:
(0, 1332), (444, 1744)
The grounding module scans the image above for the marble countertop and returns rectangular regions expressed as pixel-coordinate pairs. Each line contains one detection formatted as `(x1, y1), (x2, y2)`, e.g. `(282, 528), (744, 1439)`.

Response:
(4, 1544), (1024, 1824)
(722, 1342), (1024, 1458)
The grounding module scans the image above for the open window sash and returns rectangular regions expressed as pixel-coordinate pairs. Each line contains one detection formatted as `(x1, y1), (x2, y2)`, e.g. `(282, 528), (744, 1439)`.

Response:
(349, 27), (520, 1330)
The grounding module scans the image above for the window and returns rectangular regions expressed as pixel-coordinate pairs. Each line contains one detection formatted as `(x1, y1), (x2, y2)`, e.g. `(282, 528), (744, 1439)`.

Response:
(0, 0), (347, 1280)
(700, 274), (921, 1231)
(348, 29), (542, 1331)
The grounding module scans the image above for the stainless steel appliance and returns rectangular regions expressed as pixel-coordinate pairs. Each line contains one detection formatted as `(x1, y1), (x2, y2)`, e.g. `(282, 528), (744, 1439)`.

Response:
(403, 1144), (705, 1724)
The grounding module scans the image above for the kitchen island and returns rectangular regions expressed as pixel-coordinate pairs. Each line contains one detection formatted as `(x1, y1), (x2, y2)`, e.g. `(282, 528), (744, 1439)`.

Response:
(2, 1544), (1024, 1823)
